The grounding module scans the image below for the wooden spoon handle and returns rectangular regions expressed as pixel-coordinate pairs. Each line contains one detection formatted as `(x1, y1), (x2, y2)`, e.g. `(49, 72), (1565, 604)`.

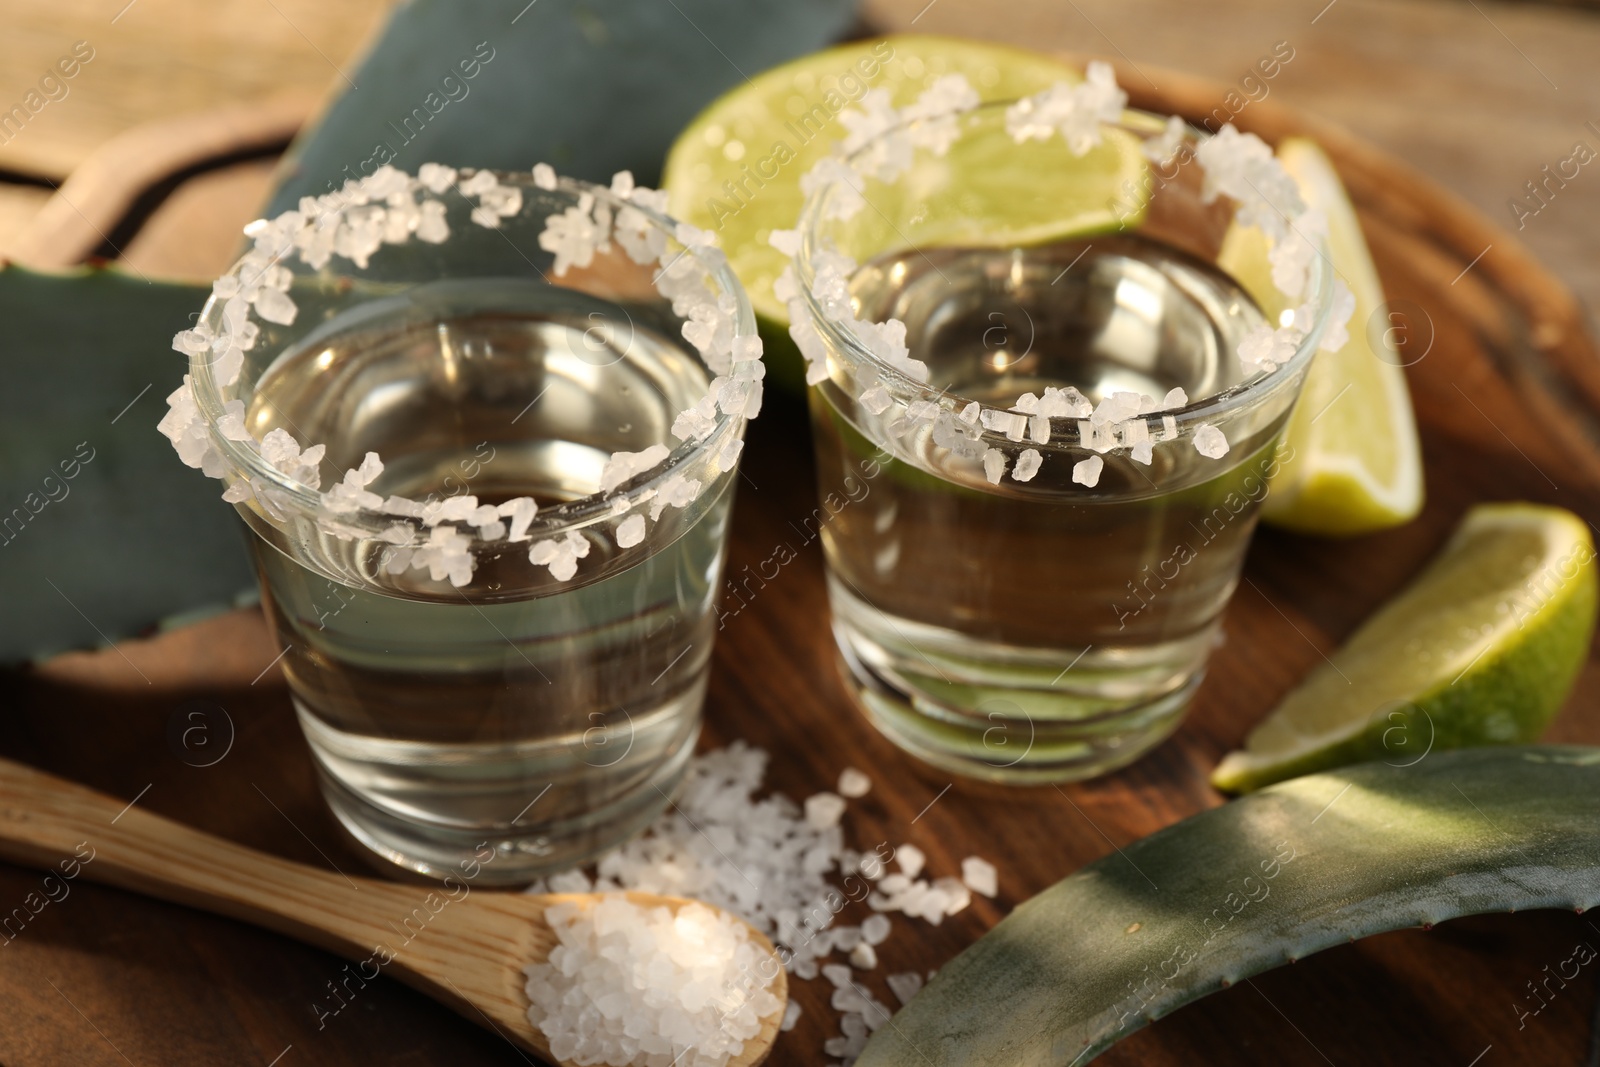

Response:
(0, 755), (421, 958)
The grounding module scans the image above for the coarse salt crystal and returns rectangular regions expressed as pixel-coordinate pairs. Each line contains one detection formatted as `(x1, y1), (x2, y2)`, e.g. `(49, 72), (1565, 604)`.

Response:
(615, 513), (647, 549)
(895, 844), (925, 880)
(528, 530), (590, 581)
(1073, 454), (1104, 487)
(961, 856), (998, 898)
(805, 792), (847, 830)
(599, 444), (670, 493)
(887, 972), (924, 1005)
(982, 447), (1006, 485)
(1193, 423), (1229, 458)
(837, 768), (871, 798)
(519, 744), (999, 1065)
(768, 228), (802, 256)
(933, 876), (972, 917)
(859, 384), (892, 415)
(1079, 420), (1117, 454)
(1012, 448), (1043, 483)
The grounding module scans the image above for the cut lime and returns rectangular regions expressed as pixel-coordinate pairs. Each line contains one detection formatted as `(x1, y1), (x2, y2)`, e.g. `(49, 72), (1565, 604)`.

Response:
(1219, 137), (1424, 535)
(664, 36), (1084, 325)
(662, 37), (1128, 390)
(1212, 503), (1597, 793)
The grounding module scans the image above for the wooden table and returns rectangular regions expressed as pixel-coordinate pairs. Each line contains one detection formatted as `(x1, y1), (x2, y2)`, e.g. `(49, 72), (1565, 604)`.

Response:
(8, 392), (1600, 1067)
(5, 2), (1600, 1065)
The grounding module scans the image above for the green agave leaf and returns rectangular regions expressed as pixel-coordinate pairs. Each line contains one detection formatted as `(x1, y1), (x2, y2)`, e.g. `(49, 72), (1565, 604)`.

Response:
(2, 0), (857, 661)
(265, 0), (858, 214)
(858, 746), (1600, 1066)
(0, 265), (253, 662)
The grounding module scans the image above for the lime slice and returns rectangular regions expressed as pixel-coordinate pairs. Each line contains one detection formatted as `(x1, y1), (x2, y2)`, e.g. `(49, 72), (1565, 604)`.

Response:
(1212, 503), (1597, 793)
(663, 37), (1127, 389)
(1218, 137), (1424, 535)
(831, 120), (1148, 263)
(664, 36), (1085, 325)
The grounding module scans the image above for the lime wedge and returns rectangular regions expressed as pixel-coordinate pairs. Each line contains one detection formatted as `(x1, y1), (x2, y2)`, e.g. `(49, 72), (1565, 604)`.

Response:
(1212, 503), (1597, 793)
(663, 37), (1122, 389)
(1218, 137), (1424, 535)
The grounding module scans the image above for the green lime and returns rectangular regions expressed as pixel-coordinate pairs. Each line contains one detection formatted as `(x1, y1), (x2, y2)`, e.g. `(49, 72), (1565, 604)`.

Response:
(662, 37), (1128, 390)
(1212, 503), (1597, 792)
(1218, 137), (1424, 535)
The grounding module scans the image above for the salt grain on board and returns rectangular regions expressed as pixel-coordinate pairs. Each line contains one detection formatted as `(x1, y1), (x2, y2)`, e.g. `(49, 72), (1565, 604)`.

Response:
(837, 768), (872, 798)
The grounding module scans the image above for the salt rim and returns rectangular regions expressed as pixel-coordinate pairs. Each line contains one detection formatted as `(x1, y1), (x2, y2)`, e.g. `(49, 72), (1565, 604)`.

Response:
(158, 164), (762, 589)
(775, 62), (1355, 487)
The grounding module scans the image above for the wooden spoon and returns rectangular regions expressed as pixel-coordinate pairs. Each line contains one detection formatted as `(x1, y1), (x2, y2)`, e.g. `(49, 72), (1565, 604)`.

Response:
(0, 756), (786, 1066)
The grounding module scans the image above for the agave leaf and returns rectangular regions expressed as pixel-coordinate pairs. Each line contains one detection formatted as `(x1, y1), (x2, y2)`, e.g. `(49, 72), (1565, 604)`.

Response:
(858, 746), (1600, 1066)
(2, 0), (856, 661)
(0, 265), (253, 662)
(265, 0), (858, 214)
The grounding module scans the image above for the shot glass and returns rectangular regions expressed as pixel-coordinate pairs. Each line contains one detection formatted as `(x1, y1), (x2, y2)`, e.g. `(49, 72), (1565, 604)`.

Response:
(162, 167), (758, 881)
(788, 93), (1337, 783)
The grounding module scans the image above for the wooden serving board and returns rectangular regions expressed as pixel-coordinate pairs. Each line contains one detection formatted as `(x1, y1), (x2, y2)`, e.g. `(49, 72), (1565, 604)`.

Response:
(4, 64), (1600, 1066)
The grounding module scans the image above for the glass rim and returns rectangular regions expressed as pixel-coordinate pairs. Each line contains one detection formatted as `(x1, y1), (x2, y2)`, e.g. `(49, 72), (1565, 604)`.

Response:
(793, 101), (1335, 447)
(187, 170), (756, 541)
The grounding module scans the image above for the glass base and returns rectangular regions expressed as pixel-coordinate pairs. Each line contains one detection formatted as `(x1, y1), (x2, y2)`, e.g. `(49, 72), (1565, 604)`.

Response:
(300, 703), (696, 886)
(830, 613), (1199, 785)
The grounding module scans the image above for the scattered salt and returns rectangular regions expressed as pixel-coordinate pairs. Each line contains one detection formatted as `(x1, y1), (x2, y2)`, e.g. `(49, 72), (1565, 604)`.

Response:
(961, 856), (998, 898)
(837, 768), (871, 798)
(886, 971), (924, 1006)
(805, 792), (847, 830)
(850, 941), (878, 970)
(979, 409), (1027, 441)
(520, 745), (1001, 1066)
(894, 844), (925, 880)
